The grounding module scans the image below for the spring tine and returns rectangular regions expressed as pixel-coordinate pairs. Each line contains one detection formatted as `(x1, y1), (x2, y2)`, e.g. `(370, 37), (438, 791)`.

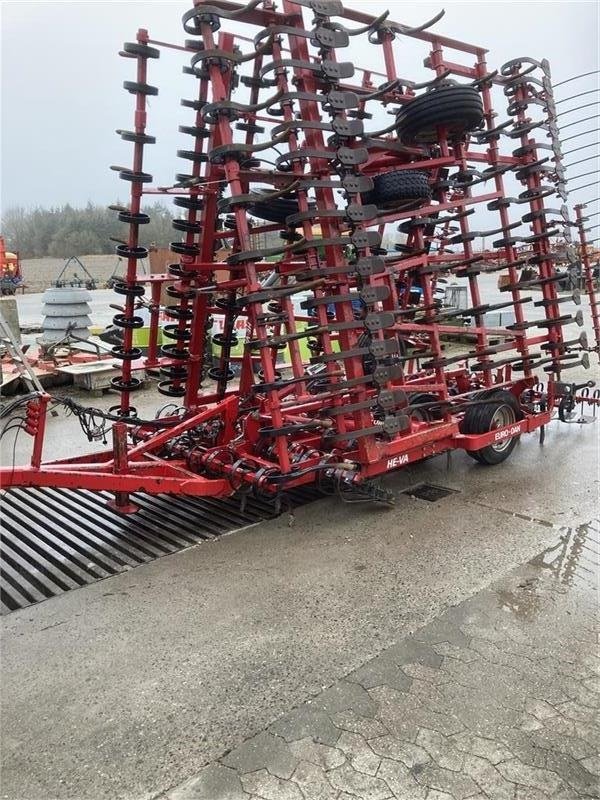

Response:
(561, 127), (600, 143)
(567, 179), (600, 193)
(410, 69), (453, 91)
(559, 113), (600, 131)
(182, 0), (262, 32)
(556, 101), (600, 118)
(555, 89), (600, 107)
(393, 9), (445, 35)
(357, 79), (401, 102)
(470, 70), (499, 89)
(553, 69), (600, 88)
(562, 141), (600, 157)
(564, 155), (600, 170)
(593, 390), (600, 418)
(342, 9), (390, 36)
(566, 169), (600, 184)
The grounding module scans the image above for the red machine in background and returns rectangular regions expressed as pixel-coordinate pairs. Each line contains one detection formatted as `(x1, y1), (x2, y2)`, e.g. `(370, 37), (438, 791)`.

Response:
(2, 0), (598, 512)
(0, 237), (23, 296)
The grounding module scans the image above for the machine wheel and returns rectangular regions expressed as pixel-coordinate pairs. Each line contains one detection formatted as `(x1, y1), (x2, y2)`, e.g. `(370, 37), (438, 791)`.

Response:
(247, 190), (312, 224)
(396, 85), (484, 144)
(248, 201), (297, 224)
(358, 332), (405, 376)
(460, 389), (522, 465)
(360, 331), (376, 376)
(408, 391), (444, 422)
(362, 170), (431, 209)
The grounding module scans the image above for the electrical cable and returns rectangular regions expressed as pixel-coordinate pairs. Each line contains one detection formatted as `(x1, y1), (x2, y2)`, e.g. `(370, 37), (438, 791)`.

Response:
(1, 392), (183, 446)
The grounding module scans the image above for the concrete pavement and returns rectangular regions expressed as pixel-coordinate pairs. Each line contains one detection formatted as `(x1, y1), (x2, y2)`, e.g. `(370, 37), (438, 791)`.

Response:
(167, 537), (599, 800)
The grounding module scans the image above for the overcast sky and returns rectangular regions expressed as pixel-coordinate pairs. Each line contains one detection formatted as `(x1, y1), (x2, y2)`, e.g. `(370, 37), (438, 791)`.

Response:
(1, 0), (599, 222)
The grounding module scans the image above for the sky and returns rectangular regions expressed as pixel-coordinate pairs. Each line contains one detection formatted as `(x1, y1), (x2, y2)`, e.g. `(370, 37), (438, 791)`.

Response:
(1, 0), (599, 226)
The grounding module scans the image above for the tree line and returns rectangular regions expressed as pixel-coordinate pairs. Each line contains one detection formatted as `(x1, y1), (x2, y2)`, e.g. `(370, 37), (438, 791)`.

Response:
(1, 203), (174, 259)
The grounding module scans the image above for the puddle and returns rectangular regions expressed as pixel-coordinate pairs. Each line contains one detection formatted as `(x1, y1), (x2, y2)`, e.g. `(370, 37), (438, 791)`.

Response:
(531, 519), (599, 588)
(495, 520), (599, 620)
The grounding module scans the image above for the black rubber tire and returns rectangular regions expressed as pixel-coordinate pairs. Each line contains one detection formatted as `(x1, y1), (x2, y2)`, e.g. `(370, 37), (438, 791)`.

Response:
(358, 332), (405, 376)
(408, 392), (444, 422)
(248, 203), (296, 224)
(459, 389), (522, 465)
(248, 190), (301, 224)
(396, 86), (484, 144)
(362, 170), (431, 210)
(358, 332), (376, 375)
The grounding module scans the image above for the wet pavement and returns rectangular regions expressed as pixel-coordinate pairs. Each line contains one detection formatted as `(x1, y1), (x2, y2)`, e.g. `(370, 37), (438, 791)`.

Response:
(164, 523), (599, 800)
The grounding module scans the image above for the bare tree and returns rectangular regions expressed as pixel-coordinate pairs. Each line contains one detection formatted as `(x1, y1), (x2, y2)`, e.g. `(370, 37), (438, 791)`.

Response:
(1, 203), (174, 257)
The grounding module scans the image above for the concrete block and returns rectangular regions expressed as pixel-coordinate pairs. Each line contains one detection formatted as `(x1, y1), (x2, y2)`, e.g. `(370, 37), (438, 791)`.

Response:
(0, 296), (21, 344)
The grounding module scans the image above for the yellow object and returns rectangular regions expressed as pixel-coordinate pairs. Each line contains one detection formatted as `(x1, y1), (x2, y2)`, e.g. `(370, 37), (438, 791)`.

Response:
(133, 327), (164, 347)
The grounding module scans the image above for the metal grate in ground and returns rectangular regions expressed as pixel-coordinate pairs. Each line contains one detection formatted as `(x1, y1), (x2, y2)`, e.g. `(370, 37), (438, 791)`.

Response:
(403, 483), (459, 502)
(0, 486), (318, 614)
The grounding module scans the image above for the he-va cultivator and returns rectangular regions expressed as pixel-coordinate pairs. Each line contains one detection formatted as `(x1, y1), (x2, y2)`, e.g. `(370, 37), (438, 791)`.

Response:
(2, 0), (599, 512)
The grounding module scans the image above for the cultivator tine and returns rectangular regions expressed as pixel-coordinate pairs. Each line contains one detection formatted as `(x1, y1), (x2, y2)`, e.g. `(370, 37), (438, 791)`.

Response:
(573, 205), (600, 363)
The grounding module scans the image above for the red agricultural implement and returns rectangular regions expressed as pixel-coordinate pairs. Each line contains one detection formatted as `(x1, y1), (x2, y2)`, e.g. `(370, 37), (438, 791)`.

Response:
(2, 0), (599, 512)
(0, 237), (23, 296)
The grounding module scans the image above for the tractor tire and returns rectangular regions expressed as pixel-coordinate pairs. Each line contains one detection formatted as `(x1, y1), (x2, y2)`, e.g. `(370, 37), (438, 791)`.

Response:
(362, 170), (431, 210)
(459, 389), (522, 465)
(396, 85), (484, 144)
(408, 392), (444, 422)
(247, 190), (307, 224)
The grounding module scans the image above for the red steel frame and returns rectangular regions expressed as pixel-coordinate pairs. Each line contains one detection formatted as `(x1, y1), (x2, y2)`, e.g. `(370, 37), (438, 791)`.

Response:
(2, 0), (595, 509)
